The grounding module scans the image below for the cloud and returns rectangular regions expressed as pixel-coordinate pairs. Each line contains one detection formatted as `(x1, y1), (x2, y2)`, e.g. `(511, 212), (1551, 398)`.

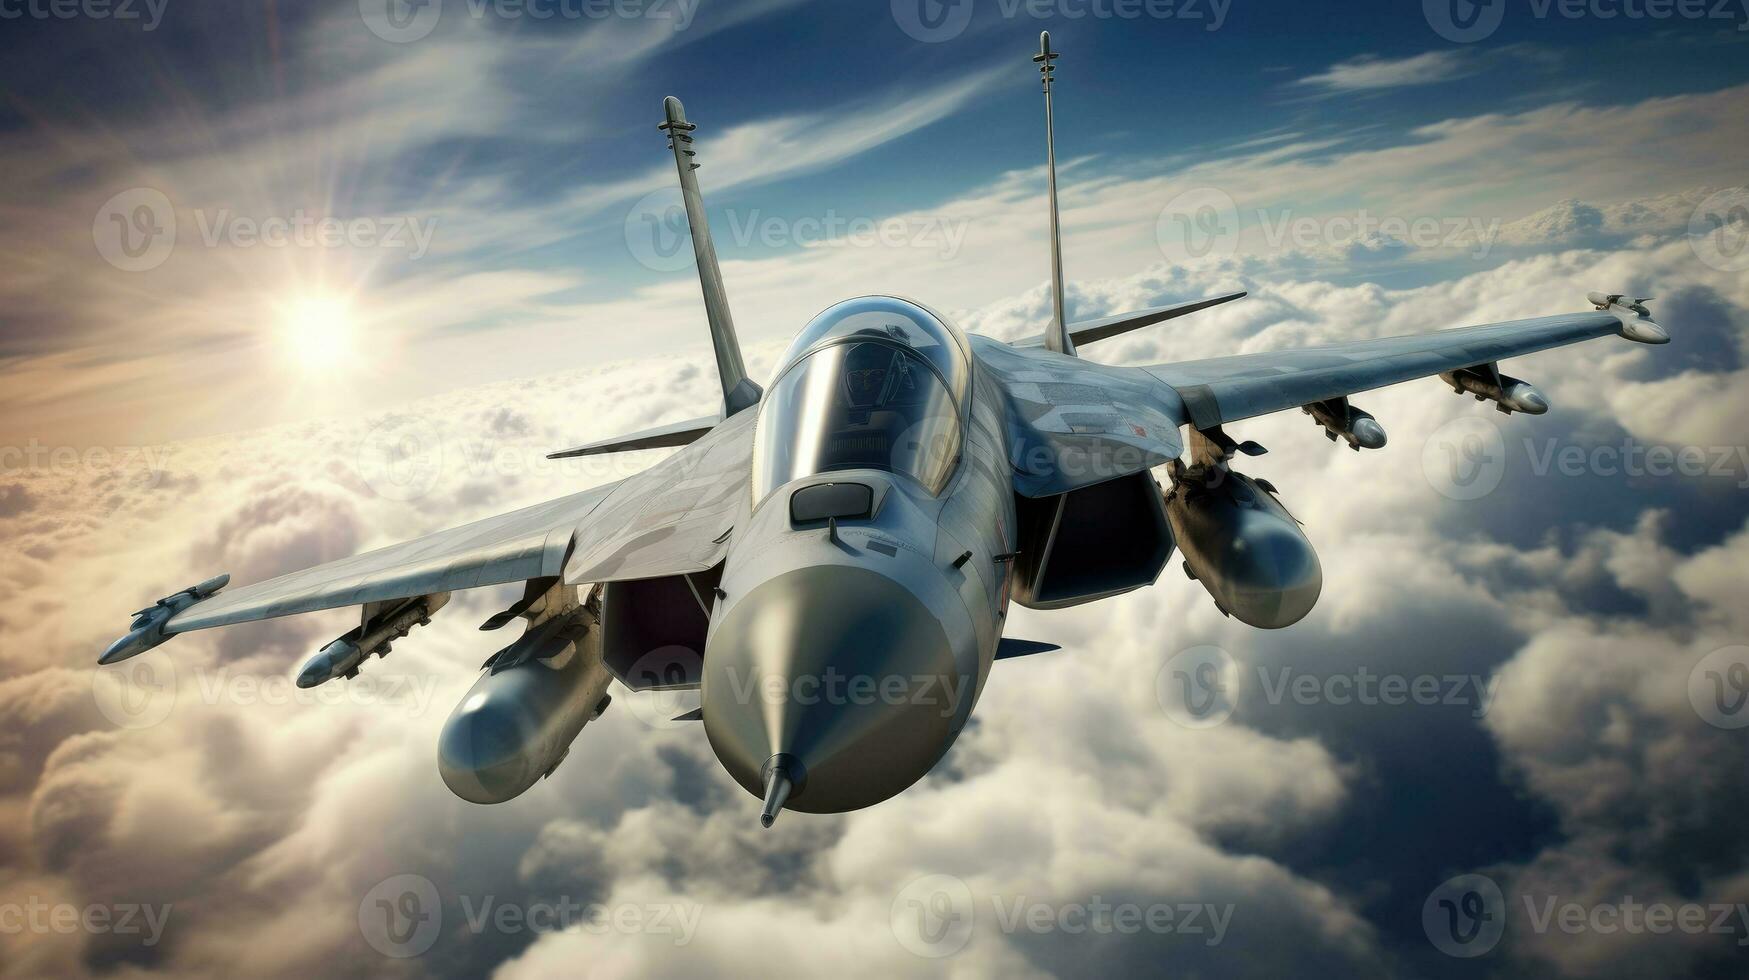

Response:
(1291, 51), (1477, 94)
(2, 201), (1745, 977)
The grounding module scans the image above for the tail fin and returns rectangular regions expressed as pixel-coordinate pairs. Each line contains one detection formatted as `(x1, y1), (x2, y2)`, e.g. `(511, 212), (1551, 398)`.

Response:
(1034, 32), (1074, 357)
(660, 96), (762, 416)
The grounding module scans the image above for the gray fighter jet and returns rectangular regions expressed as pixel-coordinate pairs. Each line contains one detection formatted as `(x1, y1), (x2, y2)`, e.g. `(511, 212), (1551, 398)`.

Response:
(100, 33), (1670, 827)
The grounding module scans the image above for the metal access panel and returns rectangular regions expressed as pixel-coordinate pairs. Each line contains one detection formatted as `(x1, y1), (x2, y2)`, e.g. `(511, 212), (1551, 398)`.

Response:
(598, 565), (723, 691)
(1011, 471), (1176, 611)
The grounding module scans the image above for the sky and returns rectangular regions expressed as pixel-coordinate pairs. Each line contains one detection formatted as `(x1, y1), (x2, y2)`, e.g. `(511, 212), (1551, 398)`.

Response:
(1, 0), (1748, 977)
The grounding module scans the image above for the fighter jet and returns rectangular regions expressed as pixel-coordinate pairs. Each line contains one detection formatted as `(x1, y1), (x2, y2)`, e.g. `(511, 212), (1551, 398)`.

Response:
(100, 33), (1670, 827)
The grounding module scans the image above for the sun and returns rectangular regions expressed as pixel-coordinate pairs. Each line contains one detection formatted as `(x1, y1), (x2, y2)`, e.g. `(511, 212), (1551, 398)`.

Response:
(278, 293), (358, 373)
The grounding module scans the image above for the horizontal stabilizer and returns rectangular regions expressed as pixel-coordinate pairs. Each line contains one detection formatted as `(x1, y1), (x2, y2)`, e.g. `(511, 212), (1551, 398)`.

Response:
(1011, 291), (1247, 349)
(547, 414), (718, 460)
(995, 638), (1062, 660)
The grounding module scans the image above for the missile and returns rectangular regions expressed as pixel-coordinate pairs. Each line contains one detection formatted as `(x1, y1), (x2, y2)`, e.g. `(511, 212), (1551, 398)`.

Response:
(1303, 398), (1387, 451)
(1589, 292), (1670, 345)
(296, 593), (449, 689)
(437, 592), (615, 805)
(1440, 366), (1548, 415)
(99, 573), (231, 665)
(1166, 468), (1322, 629)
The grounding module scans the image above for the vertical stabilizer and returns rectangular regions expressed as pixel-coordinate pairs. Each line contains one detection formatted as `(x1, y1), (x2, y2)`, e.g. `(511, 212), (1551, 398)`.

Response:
(660, 96), (762, 416)
(1034, 32), (1075, 357)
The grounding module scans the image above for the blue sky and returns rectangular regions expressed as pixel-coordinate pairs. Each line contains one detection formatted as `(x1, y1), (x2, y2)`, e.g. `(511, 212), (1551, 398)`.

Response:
(2, 0), (1746, 442)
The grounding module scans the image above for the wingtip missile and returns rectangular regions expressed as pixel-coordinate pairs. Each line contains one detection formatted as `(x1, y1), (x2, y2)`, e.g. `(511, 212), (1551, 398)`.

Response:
(1590, 292), (1670, 345)
(98, 573), (230, 665)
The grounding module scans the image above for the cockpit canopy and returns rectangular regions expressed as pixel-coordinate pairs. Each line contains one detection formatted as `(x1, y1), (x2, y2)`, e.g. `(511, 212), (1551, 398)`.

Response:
(752, 297), (971, 504)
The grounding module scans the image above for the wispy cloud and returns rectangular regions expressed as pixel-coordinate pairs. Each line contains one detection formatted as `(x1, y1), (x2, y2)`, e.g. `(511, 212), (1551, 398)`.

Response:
(1291, 50), (1476, 95)
(560, 65), (1010, 215)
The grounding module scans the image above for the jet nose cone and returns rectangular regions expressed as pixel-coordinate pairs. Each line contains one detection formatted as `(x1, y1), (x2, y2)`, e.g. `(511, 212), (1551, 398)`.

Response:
(703, 565), (973, 816)
(437, 695), (535, 805)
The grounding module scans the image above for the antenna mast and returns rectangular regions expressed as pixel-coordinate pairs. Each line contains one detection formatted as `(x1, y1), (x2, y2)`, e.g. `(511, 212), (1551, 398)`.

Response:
(1034, 31), (1074, 357)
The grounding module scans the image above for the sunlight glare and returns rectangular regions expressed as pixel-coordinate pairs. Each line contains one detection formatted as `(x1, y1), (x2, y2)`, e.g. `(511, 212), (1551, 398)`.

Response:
(279, 293), (357, 373)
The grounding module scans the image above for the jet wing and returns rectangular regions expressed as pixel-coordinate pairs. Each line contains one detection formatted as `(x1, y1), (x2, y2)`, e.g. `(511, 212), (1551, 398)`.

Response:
(165, 481), (624, 632)
(562, 407), (755, 583)
(974, 335), (1187, 497)
(1146, 307), (1660, 430)
(162, 413), (758, 634)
